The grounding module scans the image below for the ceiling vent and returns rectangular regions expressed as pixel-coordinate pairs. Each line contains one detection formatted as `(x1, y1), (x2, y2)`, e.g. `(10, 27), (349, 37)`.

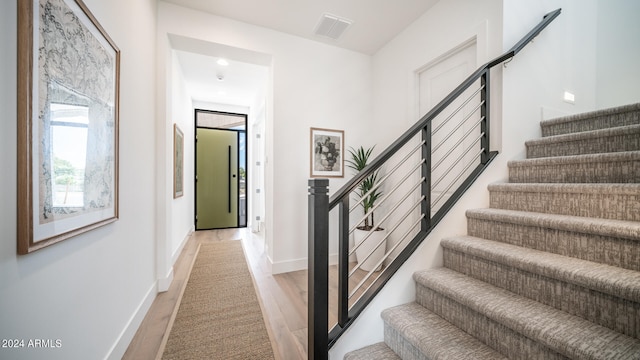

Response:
(314, 13), (352, 40)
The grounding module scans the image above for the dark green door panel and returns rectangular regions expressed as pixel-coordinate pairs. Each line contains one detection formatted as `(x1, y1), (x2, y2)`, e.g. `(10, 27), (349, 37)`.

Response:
(196, 128), (238, 229)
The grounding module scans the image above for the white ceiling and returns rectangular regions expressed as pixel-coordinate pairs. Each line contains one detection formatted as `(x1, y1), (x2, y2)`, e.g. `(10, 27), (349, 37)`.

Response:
(170, 0), (440, 107)
(165, 0), (440, 55)
(175, 50), (268, 107)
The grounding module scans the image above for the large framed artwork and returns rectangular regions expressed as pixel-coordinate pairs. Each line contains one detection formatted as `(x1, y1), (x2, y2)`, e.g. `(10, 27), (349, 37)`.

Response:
(17, 0), (121, 254)
(310, 127), (344, 178)
(173, 124), (184, 198)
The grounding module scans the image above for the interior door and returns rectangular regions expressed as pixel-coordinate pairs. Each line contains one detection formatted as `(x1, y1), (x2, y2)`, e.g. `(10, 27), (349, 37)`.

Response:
(196, 128), (238, 229)
(418, 41), (478, 211)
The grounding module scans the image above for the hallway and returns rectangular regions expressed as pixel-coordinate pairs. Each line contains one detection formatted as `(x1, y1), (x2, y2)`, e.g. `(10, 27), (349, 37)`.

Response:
(124, 229), (308, 359)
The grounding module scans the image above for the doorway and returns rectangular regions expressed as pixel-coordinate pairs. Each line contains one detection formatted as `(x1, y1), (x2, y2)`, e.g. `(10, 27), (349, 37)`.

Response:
(195, 110), (247, 230)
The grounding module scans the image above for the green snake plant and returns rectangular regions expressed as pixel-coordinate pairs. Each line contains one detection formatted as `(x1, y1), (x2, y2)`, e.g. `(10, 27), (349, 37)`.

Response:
(346, 146), (383, 231)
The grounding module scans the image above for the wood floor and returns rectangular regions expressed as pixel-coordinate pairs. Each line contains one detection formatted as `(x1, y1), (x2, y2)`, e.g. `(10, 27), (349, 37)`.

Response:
(123, 228), (380, 360)
(122, 229), (303, 359)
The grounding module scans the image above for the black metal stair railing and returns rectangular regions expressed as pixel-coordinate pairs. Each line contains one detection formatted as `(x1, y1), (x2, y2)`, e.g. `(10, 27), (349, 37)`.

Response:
(308, 8), (561, 359)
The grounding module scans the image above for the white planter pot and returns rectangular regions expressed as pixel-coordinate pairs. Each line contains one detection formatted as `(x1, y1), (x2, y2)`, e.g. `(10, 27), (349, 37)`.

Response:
(354, 228), (386, 272)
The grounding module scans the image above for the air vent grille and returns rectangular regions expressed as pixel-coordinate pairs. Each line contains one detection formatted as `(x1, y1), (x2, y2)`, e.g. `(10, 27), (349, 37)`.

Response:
(314, 13), (352, 40)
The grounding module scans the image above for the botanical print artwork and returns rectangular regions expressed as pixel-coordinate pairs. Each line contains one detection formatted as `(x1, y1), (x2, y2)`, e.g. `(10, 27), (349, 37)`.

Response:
(314, 135), (341, 172)
(310, 128), (344, 178)
(37, 0), (116, 225)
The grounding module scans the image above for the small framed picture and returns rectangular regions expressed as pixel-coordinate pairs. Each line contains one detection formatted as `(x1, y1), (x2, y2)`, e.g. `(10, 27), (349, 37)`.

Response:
(310, 127), (344, 178)
(174, 124), (184, 198)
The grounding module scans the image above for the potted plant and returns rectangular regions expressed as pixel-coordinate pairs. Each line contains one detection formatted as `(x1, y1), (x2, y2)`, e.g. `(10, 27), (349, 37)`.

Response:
(346, 146), (386, 272)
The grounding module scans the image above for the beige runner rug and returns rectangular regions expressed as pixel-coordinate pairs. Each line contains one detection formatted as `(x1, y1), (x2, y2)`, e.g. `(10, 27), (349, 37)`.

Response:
(159, 240), (275, 360)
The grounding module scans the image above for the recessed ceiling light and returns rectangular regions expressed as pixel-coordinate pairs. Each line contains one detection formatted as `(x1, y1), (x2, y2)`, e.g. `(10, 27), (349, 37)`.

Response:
(217, 58), (229, 66)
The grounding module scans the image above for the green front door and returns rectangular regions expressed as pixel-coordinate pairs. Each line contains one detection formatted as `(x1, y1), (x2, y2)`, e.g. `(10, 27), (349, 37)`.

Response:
(196, 128), (238, 229)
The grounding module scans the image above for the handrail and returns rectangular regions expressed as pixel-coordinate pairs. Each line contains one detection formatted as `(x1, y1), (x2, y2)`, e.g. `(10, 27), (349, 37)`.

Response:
(308, 8), (561, 360)
(328, 8), (561, 209)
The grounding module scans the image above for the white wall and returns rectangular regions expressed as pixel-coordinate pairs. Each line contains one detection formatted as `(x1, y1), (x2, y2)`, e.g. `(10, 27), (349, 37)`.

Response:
(0, 0), (158, 359)
(371, 0), (503, 149)
(170, 51), (195, 263)
(596, 0), (640, 108)
(502, 0), (598, 161)
(157, 1), (373, 274)
(500, 0), (639, 176)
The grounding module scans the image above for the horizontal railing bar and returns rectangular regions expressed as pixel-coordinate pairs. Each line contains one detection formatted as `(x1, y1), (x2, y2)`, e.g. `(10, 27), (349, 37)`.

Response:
(431, 147), (485, 208)
(432, 85), (484, 135)
(349, 209), (425, 299)
(432, 118), (484, 172)
(329, 160), (502, 346)
(432, 101), (483, 153)
(329, 67), (489, 209)
(333, 156), (500, 340)
(349, 177), (425, 257)
(349, 188), (424, 270)
(349, 141), (425, 213)
(348, 159), (424, 233)
(432, 133), (484, 189)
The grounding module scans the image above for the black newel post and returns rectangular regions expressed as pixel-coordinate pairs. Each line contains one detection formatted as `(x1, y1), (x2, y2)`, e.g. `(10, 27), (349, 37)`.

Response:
(308, 179), (329, 360)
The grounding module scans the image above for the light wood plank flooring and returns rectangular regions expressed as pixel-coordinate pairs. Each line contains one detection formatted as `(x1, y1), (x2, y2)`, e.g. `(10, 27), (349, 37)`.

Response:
(123, 229), (307, 359)
(124, 228), (380, 360)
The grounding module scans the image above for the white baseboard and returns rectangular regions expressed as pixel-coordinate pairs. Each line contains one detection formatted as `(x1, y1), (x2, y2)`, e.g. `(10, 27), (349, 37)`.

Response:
(158, 227), (194, 293)
(270, 254), (339, 274)
(271, 257), (307, 274)
(105, 282), (157, 360)
(157, 268), (174, 292)
(172, 226), (194, 264)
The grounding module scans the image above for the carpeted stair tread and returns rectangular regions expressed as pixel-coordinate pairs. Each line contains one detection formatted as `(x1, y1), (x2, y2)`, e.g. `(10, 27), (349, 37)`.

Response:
(489, 182), (640, 193)
(466, 208), (640, 241)
(466, 208), (640, 271)
(413, 268), (640, 359)
(443, 236), (640, 338)
(381, 302), (507, 360)
(507, 151), (640, 183)
(344, 342), (400, 360)
(526, 124), (640, 158)
(509, 150), (640, 167)
(488, 182), (640, 221)
(441, 235), (640, 303)
(541, 102), (640, 136)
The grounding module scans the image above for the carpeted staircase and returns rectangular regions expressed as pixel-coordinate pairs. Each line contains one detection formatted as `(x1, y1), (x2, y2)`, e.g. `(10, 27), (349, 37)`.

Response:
(345, 103), (640, 359)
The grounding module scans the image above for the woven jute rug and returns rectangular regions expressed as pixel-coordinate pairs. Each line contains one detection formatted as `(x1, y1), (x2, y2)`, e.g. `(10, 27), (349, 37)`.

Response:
(159, 240), (275, 360)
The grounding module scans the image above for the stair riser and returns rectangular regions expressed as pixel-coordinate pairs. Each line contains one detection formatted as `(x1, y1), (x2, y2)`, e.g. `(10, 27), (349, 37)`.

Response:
(383, 326), (426, 360)
(489, 190), (640, 221)
(443, 249), (640, 339)
(526, 132), (640, 159)
(541, 109), (640, 136)
(467, 217), (640, 271)
(415, 284), (567, 359)
(344, 342), (401, 360)
(508, 160), (640, 183)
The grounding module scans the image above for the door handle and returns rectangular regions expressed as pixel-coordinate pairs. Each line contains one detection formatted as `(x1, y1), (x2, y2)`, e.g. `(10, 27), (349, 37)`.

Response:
(228, 146), (232, 213)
